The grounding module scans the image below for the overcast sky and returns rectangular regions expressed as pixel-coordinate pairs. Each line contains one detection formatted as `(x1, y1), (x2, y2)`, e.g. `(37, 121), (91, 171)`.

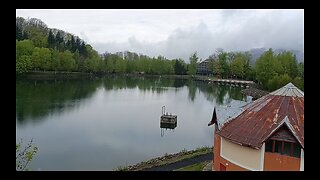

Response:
(16, 9), (303, 61)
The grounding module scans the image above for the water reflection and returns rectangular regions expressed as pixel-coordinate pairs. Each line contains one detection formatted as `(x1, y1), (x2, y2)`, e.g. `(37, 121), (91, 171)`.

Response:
(16, 78), (100, 125)
(195, 81), (246, 105)
(160, 124), (177, 137)
(16, 76), (246, 126)
(16, 75), (248, 170)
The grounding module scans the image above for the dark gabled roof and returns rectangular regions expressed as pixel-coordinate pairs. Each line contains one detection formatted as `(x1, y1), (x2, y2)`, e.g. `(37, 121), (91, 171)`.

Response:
(208, 99), (250, 129)
(216, 83), (304, 149)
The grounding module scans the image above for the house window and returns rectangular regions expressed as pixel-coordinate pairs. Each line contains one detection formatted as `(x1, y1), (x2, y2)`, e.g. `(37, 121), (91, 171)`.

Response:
(265, 140), (273, 152)
(293, 143), (301, 158)
(265, 139), (301, 158)
(274, 141), (282, 153)
(283, 142), (291, 155)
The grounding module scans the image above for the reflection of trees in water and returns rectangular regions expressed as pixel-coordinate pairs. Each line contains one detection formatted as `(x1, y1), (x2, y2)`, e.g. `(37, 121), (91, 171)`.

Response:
(16, 76), (246, 125)
(16, 78), (101, 125)
(102, 76), (183, 94)
(187, 80), (197, 101)
(173, 78), (187, 88)
(194, 81), (246, 105)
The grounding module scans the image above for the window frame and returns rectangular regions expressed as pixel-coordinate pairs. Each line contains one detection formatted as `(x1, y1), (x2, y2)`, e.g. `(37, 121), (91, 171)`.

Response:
(265, 139), (301, 158)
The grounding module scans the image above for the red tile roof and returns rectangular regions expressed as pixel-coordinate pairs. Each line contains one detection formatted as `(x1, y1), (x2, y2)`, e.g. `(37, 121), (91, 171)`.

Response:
(216, 83), (304, 149)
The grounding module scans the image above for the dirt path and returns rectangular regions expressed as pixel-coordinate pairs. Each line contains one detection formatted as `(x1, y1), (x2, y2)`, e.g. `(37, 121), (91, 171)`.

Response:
(142, 152), (213, 171)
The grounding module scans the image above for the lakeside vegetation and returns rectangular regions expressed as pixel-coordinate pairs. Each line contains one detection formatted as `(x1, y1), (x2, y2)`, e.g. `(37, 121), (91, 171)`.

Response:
(16, 139), (38, 171)
(16, 17), (304, 92)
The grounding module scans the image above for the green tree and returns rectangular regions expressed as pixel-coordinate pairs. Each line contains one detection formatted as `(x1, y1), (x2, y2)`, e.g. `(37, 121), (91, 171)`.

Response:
(114, 57), (126, 73)
(16, 17), (26, 40)
(216, 49), (229, 78)
(292, 76), (304, 91)
(276, 51), (298, 78)
(51, 49), (60, 72)
(16, 25), (23, 40)
(255, 48), (277, 88)
(83, 45), (102, 72)
(75, 38), (81, 53)
(47, 30), (55, 49)
(31, 47), (52, 71)
(106, 56), (115, 73)
(22, 30), (29, 40)
(55, 31), (65, 51)
(297, 62), (304, 79)
(16, 40), (35, 73)
(188, 52), (198, 75)
(174, 59), (187, 75)
(25, 26), (48, 48)
(267, 74), (292, 91)
(16, 55), (32, 74)
(243, 52), (254, 80)
(212, 59), (222, 77)
(79, 41), (87, 57)
(58, 50), (76, 71)
(230, 53), (245, 79)
(16, 40), (35, 57)
(55, 31), (63, 45)
(70, 36), (76, 52)
(278, 74), (292, 88)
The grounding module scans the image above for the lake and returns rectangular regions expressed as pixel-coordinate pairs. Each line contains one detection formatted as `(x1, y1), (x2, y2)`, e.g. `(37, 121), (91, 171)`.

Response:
(16, 76), (247, 170)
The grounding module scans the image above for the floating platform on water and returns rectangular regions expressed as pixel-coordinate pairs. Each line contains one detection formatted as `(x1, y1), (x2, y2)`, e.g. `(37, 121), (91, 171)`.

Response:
(160, 106), (177, 129)
(160, 114), (177, 124)
(160, 121), (177, 129)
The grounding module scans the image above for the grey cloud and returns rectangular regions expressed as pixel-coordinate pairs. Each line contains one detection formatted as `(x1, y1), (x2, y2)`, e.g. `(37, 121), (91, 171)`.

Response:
(90, 10), (303, 62)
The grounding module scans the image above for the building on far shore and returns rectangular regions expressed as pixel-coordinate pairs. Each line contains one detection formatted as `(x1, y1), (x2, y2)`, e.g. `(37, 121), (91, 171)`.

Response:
(196, 59), (212, 75)
(208, 83), (304, 171)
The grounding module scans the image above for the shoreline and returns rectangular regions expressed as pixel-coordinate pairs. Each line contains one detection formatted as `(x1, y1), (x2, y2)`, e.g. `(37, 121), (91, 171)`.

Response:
(19, 71), (268, 99)
(115, 147), (213, 171)
(18, 71), (255, 84)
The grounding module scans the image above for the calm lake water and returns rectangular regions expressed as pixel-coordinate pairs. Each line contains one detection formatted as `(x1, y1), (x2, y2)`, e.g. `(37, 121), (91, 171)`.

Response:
(16, 76), (247, 170)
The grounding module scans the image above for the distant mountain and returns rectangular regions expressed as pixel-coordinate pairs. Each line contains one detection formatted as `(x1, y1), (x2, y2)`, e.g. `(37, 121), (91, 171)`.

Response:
(247, 48), (304, 64)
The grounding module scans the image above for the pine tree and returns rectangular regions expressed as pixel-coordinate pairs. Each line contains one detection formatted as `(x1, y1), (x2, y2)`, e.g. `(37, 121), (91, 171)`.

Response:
(70, 36), (76, 52)
(55, 31), (66, 51)
(48, 30), (55, 49)
(79, 41), (87, 57)
(22, 30), (28, 40)
(75, 38), (81, 52)
(16, 26), (23, 40)
(55, 31), (63, 44)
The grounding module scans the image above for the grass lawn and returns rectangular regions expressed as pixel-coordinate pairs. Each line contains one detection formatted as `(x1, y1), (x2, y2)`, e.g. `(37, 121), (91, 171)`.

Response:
(175, 161), (210, 171)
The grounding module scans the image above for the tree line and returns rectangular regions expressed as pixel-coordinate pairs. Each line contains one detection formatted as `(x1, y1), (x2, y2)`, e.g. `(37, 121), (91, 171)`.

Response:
(16, 17), (192, 76)
(16, 17), (304, 91)
(205, 48), (304, 91)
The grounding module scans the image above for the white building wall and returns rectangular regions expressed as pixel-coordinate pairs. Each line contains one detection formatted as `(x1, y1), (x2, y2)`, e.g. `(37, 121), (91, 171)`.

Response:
(220, 137), (265, 171)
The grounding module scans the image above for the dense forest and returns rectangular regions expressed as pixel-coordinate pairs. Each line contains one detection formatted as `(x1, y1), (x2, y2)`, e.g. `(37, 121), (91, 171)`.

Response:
(16, 17), (304, 91)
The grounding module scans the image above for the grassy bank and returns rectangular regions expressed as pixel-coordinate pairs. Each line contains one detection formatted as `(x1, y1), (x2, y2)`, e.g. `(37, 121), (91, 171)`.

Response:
(115, 146), (213, 171)
(174, 160), (210, 171)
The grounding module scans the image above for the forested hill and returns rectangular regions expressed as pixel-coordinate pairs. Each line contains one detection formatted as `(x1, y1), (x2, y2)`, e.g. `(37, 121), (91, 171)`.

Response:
(16, 17), (102, 74)
(16, 17), (189, 76)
